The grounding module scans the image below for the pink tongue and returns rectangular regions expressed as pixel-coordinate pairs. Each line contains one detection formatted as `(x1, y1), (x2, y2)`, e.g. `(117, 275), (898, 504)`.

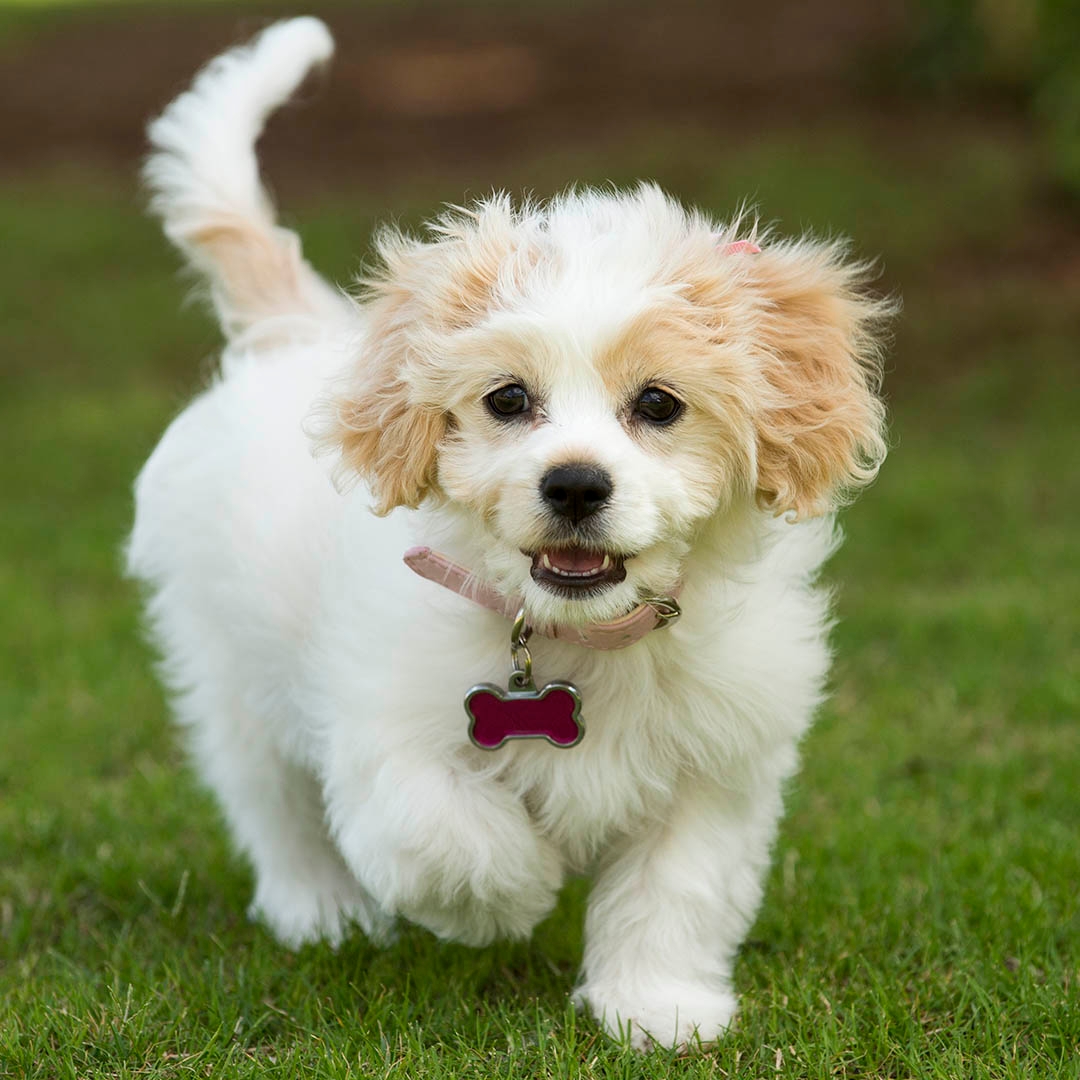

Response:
(546, 548), (605, 573)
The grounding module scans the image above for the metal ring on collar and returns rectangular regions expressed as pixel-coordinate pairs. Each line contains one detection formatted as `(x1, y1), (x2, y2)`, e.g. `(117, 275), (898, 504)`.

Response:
(643, 596), (682, 626)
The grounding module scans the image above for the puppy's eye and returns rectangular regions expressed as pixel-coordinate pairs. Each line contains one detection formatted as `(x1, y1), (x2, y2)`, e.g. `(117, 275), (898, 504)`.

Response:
(634, 387), (682, 425)
(486, 383), (531, 419)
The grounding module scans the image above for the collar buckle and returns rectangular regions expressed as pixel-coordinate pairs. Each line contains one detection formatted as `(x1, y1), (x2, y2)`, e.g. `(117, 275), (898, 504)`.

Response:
(644, 596), (682, 627)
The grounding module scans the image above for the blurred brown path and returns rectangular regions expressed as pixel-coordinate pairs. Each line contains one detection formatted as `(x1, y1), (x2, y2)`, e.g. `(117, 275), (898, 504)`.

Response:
(1, 1), (908, 186)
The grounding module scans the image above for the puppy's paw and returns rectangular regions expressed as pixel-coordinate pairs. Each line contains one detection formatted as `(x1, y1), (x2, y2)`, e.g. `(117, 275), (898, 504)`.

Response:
(576, 980), (738, 1052)
(250, 867), (394, 950)
(338, 775), (563, 946)
(400, 827), (563, 946)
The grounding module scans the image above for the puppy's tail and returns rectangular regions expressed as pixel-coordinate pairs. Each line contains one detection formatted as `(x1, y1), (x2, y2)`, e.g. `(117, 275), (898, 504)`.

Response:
(144, 17), (348, 340)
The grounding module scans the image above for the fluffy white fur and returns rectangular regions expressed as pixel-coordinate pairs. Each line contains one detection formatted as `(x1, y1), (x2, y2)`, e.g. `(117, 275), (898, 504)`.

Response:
(128, 18), (890, 1052)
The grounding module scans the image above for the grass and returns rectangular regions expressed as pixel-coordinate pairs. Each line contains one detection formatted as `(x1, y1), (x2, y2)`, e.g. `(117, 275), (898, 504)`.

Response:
(1, 100), (1078, 1078)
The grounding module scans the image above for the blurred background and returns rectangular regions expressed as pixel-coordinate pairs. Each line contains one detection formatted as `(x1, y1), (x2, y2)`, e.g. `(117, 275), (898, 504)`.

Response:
(1, 0), (1077, 1075)
(3, 0), (1078, 424)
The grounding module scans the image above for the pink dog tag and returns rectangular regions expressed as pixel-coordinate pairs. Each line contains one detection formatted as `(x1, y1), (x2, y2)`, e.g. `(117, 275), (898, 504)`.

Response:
(465, 681), (584, 750)
(464, 607), (584, 749)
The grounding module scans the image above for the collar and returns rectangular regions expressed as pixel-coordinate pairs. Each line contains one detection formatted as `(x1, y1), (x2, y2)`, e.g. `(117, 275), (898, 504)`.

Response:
(403, 546), (680, 651)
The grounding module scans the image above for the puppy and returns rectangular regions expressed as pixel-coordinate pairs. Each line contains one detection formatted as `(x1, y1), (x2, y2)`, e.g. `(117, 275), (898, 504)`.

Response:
(128, 18), (890, 1051)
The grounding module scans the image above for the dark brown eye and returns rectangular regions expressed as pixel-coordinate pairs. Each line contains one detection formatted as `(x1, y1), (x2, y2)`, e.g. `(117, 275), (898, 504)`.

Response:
(486, 383), (531, 418)
(634, 386), (682, 425)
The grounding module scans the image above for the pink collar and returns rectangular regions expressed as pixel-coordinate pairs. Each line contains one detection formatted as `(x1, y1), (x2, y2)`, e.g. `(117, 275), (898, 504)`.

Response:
(403, 546), (680, 651)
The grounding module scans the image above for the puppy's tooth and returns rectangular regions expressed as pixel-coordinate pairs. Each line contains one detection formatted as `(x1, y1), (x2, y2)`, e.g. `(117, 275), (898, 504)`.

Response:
(600, 554), (611, 571)
(542, 553), (553, 571)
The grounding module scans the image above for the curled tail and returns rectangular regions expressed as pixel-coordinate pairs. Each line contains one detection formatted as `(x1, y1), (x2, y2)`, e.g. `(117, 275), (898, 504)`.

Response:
(144, 17), (348, 340)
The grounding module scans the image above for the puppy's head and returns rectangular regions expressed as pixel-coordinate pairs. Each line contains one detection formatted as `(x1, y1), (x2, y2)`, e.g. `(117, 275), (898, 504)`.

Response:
(316, 185), (890, 626)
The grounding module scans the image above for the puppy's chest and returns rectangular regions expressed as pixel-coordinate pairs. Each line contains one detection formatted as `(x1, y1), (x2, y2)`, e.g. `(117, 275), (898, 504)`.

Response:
(493, 673), (704, 865)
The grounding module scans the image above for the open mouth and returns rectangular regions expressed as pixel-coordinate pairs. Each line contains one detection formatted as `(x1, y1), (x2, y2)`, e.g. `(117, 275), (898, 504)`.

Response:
(528, 547), (628, 597)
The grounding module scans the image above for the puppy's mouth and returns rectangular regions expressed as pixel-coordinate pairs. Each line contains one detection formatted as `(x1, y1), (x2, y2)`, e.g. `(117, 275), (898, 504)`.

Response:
(527, 547), (628, 597)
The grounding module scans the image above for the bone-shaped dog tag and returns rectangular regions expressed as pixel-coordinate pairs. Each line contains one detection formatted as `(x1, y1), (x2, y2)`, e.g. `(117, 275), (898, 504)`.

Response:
(465, 606), (585, 749)
(464, 680), (584, 750)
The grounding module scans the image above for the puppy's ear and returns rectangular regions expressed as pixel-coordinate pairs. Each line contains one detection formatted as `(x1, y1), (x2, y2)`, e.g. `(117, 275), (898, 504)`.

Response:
(748, 241), (892, 518)
(313, 202), (523, 514)
(314, 274), (446, 516)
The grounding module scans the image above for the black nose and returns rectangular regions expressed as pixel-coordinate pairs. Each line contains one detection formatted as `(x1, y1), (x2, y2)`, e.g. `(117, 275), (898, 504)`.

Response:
(539, 463), (613, 524)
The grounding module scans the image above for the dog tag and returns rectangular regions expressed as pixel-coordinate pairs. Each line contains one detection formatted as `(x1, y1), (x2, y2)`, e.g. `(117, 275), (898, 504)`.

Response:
(465, 679), (584, 750)
(464, 607), (584, 749)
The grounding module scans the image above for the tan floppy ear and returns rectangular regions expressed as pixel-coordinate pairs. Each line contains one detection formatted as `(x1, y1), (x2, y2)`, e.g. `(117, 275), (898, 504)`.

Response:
(313, 201), (526, 514)
(748, 240), (892, 518)
(314, 278), (446, 516)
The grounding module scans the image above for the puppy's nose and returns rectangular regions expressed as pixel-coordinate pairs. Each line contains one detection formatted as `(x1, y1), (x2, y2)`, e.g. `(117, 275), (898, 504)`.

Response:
(539, 463), (613, 524)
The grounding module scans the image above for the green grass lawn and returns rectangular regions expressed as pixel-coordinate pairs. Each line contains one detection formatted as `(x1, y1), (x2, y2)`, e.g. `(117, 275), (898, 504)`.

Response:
(1, 112), (1078, 1077)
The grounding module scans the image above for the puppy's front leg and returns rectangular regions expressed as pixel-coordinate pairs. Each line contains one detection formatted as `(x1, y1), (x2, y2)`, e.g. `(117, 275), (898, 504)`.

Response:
(323, 746), (563, 946)
(577, 767), (789, 1051)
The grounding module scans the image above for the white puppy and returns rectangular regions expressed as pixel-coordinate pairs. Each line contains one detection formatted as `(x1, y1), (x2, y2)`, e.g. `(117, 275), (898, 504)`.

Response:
(128, 18), (890, 1051)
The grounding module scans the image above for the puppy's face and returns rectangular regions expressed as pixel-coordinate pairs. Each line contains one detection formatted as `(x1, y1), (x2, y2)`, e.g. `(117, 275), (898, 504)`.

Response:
(318, 187), (889, 627)
(429, 294), (758, 626)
